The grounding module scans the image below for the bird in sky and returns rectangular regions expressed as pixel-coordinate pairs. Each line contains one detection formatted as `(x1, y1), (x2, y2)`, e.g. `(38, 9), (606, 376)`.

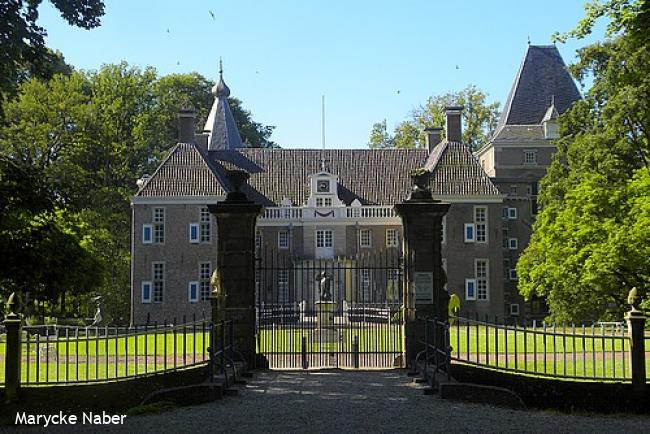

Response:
(166, 28), (170, 34)
(455, 64), (460, 70)
(209, 10), (215, 20)
(396, 90), (401, 94)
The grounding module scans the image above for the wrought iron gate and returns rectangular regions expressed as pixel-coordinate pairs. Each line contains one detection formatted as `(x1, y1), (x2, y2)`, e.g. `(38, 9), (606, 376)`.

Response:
(255, 247), (405, 369)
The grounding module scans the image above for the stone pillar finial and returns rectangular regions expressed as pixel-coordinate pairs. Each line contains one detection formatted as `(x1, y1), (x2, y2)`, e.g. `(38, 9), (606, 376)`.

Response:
(5, 292), (18, 320)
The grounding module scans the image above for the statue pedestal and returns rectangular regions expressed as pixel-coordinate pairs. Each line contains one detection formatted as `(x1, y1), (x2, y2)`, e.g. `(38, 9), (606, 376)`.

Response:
(316, 301), (336, 328)
(313, 301), (339, 343)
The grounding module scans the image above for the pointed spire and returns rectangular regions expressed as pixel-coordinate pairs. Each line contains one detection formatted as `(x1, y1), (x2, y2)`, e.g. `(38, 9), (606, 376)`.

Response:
(211, 58), (231, 98)
(204, 59), (242, 150)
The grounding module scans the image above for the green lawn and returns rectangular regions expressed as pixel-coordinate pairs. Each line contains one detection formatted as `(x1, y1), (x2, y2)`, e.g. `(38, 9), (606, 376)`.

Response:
(1, 324), (648, 384)
(257, 325), (403, 353)
(0, 330), (212, 385)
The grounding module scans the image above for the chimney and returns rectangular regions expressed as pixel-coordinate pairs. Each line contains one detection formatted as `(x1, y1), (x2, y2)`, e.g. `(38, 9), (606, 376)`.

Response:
(445, 106), (463, 142)
(424, 127), (443, 153)
(177, 108), (196, 143)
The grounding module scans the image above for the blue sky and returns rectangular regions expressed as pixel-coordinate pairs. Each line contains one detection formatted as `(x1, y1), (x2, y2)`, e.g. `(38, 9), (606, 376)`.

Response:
(38, 0), (605, 149)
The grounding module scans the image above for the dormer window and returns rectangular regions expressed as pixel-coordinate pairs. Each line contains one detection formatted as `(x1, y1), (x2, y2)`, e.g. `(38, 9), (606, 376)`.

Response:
(316, 197), (333, 207)
(307, 170), (342, 209)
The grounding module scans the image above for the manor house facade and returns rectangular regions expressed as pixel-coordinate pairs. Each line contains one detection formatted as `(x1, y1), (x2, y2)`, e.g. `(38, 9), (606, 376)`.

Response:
(130, 45), (580, 325)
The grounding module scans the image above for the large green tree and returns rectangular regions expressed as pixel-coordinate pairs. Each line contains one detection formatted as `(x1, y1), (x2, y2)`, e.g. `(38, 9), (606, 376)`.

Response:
(0, 64), (276, 323)
(368, 85), (500, 151)
(518, 0), (650, 322)
(0, 0), (104, 114)
(0, 156), (101, 318)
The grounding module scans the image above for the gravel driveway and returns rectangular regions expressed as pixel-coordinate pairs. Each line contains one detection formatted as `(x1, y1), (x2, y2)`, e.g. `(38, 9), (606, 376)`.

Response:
(122, 370), (650, 434)
(11, 370), (650, 433)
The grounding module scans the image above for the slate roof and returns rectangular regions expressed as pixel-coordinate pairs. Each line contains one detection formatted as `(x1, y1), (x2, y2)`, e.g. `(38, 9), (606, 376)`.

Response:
(497, 45), (581, 129)
(490, 125), (546, 142)
(136, 143), (227, 197)
(135, 143), (501, 203)
(426, 141), (501, 196)
(212, 149), (428, 206)
(203, 69), (243, 150)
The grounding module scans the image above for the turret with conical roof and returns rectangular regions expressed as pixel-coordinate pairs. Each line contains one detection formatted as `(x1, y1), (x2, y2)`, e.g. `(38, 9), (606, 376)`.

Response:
(203, 60), (243, 150)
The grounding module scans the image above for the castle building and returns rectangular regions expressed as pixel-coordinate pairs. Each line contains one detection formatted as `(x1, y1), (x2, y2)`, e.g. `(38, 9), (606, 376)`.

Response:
(476, 45), (581, 318)
(130, 45), (580, 325)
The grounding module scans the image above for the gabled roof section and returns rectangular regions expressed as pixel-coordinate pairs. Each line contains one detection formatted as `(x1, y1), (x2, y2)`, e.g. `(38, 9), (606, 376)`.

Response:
(135, 143), (226, 197)
(203, 65), (243, 150)
(497, 45), (581, 129)
(426, 140), (501, 196)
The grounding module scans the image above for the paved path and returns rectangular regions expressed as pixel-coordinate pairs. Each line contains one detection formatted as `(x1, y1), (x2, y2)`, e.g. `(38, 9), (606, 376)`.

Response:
(121, 370), (650, 434)
(13, 370), (650, 433)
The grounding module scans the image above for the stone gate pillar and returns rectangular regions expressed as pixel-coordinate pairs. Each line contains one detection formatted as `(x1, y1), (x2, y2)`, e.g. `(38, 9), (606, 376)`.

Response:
(208, 170), (262, 369)
(395, 171), (450, 369)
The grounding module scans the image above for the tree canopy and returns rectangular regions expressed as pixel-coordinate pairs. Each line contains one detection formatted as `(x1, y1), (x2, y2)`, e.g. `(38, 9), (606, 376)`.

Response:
(0, 0), (104, 115)
(367, 85), (500, 151)
(518, 0), (650, 322)
(0, 63), (275, 322)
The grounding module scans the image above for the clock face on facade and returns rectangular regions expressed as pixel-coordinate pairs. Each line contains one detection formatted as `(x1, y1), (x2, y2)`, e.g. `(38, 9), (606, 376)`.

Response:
(317, 180), (330, 193)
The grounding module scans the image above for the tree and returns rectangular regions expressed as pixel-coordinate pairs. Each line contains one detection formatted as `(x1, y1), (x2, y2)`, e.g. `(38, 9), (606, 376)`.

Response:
(0, 156), (102, 314)
(0, 0), (104, 114)
(367, 119), (394, 148)
(518, 0), (650, 322)
(0, 63), (276, 323)
(368, 85), (500, 151)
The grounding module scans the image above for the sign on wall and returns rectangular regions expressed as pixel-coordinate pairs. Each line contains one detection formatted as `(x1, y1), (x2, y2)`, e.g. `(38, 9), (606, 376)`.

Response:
(414, 272), (434, 303)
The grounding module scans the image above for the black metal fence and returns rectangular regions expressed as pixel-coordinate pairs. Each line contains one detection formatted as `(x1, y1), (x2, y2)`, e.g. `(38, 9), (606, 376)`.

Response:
(256, 247), (405, 369)
(424, 315), (641, 382)
(0, 319), (233, 386)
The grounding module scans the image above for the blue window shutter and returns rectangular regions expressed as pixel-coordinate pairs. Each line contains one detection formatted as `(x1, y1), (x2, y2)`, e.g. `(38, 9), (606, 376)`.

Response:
(189, 223), (199, 243)
(142, 281), (152, 303)
(143, 224), (152, 244)
(464, 223), (475, 242)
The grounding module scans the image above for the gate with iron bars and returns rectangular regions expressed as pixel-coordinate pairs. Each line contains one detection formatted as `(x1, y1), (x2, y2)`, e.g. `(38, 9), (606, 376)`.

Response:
(256, 247), (405, 369)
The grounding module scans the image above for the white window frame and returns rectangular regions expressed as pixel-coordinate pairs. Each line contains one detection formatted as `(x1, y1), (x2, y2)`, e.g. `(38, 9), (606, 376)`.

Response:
(316, 229), (333, 248)
(188, 281), (199, 303)
(360, 269), (372, 302)
(464, 223), (475, 243)
(509, 238), (519, 250)
(510, 303), (520, 316)
(189, 223), (200, 243)
(465, 278), (477, 301)
(152, 262), (164, 303)
(386, 229), (398, 248)
(152, 207), (165, 244)
(277, 269), (289, 305)
(141, 281), (152, 303)
(508, 207), (518, 220)
(475, 259), (489, 301)
(278, 231), (289, 249)
(199, 262), (211, 301)
(474, 206), (488, 243)
(316, 197), (333, 207)
(199, 207), (211, 243)
(142, 224), (153, 244)
(359, 229), (372, 248)
(524, 150), (538, 165)
(509, 269), (518, 281)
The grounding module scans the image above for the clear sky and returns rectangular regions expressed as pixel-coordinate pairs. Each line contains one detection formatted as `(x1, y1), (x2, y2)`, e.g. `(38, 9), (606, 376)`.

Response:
(37, 0), (605, 149)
